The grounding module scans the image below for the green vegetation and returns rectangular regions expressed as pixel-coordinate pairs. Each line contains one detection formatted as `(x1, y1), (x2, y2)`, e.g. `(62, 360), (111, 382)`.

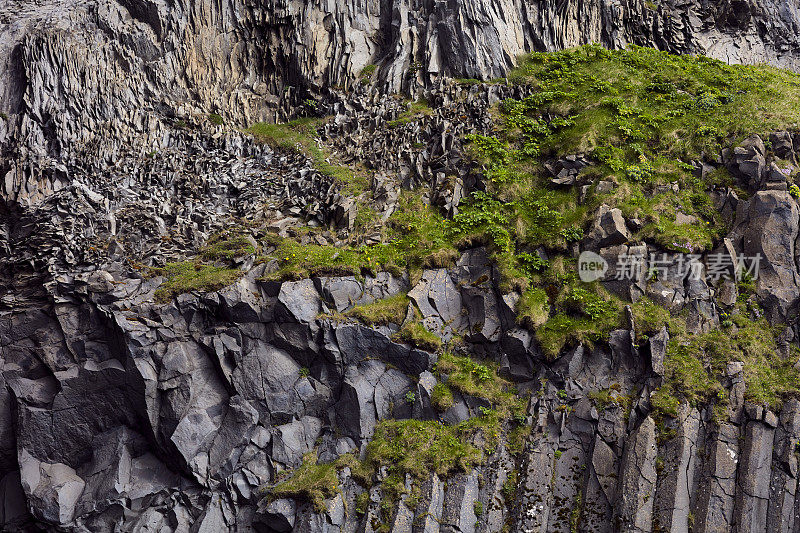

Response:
(631, 297), (672, 342)
(346, 293), (409, 326)
(248, 118), (369, 194)
(536, 281), (625, 360)
(435, 352), (527, 420)
(570, 492), (583, 533)
(449, 45), (800, 406)
(152, 262), (243, 303)
(392, 320), (442, 352)
(208, 113), (224, 126)
(353, 202), (379, 232)
(509, 44), (800, 161)
(502, 470), (518, 504)
(387, 99), (433, 128)
(265, 352), (528, 513)
(201, 233), (256, 261)
(360, 64), (377, 81)
(497, 43), (800, 252)
(588, 385), (632, 412)
(649, 274), (800, 418)
(355, 491), (370, 515)
(653, 313), (800, 417)
(268, 451), (342, 512)
(0, 112), (7, 121)
(362, 418), (484, 503)
(431, 382), (455, 411)
(259, 191), (456, 282)
(473, 501), (484, 517)
(516, 287), (550, 329)
(168, 46), (800, 422)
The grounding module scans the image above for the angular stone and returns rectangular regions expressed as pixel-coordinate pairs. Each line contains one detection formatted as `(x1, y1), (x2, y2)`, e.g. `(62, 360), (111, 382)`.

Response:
(408, 269), (464, 340)
(692, 423), (740, 533)
(413, 473), (445, 533)
(278, 280), (322, 323)
(19, 450), (85, 525)
(615, 416), (657, 533)
(257, 498), (297, 533)
(588, 205), (631, 248)
(653, 404), (700, 532)
(440, 472), (479, 533)
(740, 190), (800, 321)
(733, 417), (776, 533)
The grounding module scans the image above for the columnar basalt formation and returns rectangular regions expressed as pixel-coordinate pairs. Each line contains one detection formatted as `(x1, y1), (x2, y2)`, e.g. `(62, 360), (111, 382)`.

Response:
(4, 1), (800, 532)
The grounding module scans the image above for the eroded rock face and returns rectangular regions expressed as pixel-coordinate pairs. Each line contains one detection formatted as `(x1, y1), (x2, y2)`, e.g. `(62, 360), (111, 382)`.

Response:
(4, 1), (800, 531)
(3, 0), (800, 184)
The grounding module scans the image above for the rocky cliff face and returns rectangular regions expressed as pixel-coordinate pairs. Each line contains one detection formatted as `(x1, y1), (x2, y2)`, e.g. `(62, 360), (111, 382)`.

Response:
(5, 1), (800, 533)
(3, 0), (800, 171)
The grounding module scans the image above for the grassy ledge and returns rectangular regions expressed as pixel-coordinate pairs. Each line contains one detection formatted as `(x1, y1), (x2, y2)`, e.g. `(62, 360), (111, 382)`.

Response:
(264, 352), (528, 519)
(151, 262), (243, 303)
(248, 118), (370, 195)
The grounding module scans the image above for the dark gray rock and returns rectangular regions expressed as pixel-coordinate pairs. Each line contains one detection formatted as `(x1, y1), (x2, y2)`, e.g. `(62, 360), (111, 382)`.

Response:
(500, 328), (536, 381)
(440, 472), (479, 533)
(728, 135), (767, 188)
(733, 414), (776, 533)
(767, 399), (800, 533)
(692, 423), (740, 533)
(648, 327), (668, 377)
(615, 416), (657, 533)
(316, 277), (365, 312)
(333, 323), (435, 376)
(413, 473), (445, 533)
(257, 499), (297, 533)
(737, 190), (800, 321)
(277, 280), (322, 324)
(587, 205), (631, 248)
(408, 269), (465, 341)
(271, 417), (323, 467)
(653, 404), (700, 532)
(0, 471), (31, 529)
(771, 131), (796, 162)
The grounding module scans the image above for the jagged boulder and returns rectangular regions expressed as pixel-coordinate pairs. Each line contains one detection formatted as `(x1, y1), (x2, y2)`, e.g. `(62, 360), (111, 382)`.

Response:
(587, 204), (631, 248)
(739, 190), (800, 321)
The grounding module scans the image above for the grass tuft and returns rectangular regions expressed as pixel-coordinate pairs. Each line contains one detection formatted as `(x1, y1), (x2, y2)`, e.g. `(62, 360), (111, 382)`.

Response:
(152, 262), (243, 303)
(346, 293), (409, 326)
(248, 118), (369, 195)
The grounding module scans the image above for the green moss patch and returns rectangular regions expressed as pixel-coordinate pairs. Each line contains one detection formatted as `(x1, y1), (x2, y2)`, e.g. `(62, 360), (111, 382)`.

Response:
(268, 451), (341, 512)
(152, 262), (243, 303)
(653, 311), (800, 418)
(387, 99), (432, 128)
(266, 351), (529, 513)
(346, 293), (409, 326)
(200, 233), (256, 262)
(259, 192), (456, 282)
(435, 352), (527, 419)
(392, 320), (442, 352)
(248, 118), (369, 194)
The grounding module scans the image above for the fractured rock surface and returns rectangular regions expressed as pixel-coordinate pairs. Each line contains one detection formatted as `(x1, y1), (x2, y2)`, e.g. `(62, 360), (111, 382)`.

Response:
(4, 1), (800, 532)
